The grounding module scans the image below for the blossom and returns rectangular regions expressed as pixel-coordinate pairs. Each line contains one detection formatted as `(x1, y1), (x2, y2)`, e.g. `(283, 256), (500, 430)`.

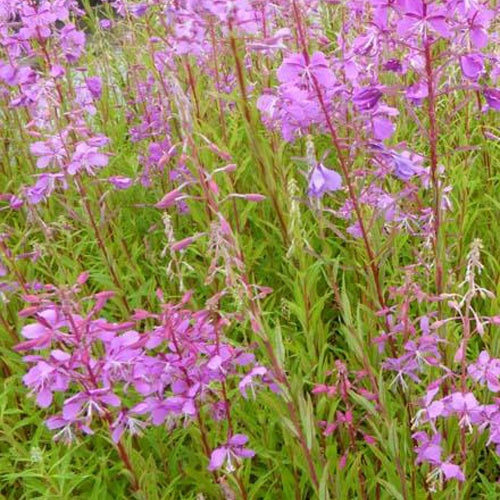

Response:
(85, 77), (102, 99)
(352, 87), (382, 111)
(239, 366), (267, 399)
(308, 164), (342, 198)
(406, 82), (428, 106)
(460, 54), (484, 81)
(413, 431), (442, 466)
(67, 140), (109, 175)
(441, 392), (482, 430)
(208, 434), (255, 472)
(484, 89), (500, 111)
(46, 416), (93, 445)
(14, 308), (68, 352)
(464, 8), (495, 48)
(440, 462), (465, 481)
(277, 52), (334, 88)
(62, 389), (121, 422)
(108, 176), (133, 190)
(60, 24), (86, 63)
(396, 1), (451, 38)
(30, 135), (67, 169)
(468, 351), (500, 392)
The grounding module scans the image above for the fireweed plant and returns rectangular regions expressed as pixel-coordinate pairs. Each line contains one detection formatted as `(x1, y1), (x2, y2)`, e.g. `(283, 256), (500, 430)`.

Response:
(0, 0), (499, 497)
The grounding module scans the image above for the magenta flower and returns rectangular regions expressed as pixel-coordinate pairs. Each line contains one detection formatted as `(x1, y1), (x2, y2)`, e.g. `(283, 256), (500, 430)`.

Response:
(440, 462), (465, 481)
(239, 366), (267, 399)
(67, 140), (109, 175)
(406, 82), (428, 106)
(23, 360), (68, 408)
(14, 308), (68, 352)
(413, 431), (442, 465)
(441, 392), (482, 430)
(468, 351), (500, 392)
(396, 1), (451, 38)
(277, 52), (334, 88)
(464, 8), (495, 49)
(60, 24), (86, 63)
(46, 415), (93, 444)
(63, 389), (121, 422)
(308, 164), (342, 198)
(353, 87), (382, 111)
(111, 410), (147, 443)
(208, 434), (255, 472)
(460, 54), (484, 81)
(30, 135), (67, 169)
(484, 89), (500, 111)
(85, 77), (102, 99)
(108, 176), (133, 190)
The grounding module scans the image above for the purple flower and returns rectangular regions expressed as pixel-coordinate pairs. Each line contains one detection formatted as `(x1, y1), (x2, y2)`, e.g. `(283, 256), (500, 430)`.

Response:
(460, 54), (484, 81)
(468, 351), (500, 392)
(85, 77), (102, 99)
(406, 82), (428, 106)
(239, 366), (267, 399)
(68, 140), (109, 175)
(15, 308), (68, 352)
(372, 116), (395, 141)
(208, 434), (255, 472)
(111, 410), (147, 443)
(46, 415), (93, 444)
(413, 431), (442, 466)
(391, 151), (421, 181)
(277, 52), (335, 88)
(60, 24), (86, 63)
(397, 1), (451, 38)
(465, 8), (495, 49)
(484, 89), (500, 111)
(30, 135), (67, 169)
(441, 392), (482, 430)
(308, 164), (342, 198)
(24, 175), (67, 205)
(108, 176), (133, 190)
(440, 462), (465, 481)
(63, 389), (121, 422)
(353, 87), (382, 111)
(383, 59), (402, 73)
(99, 19), (112, 30)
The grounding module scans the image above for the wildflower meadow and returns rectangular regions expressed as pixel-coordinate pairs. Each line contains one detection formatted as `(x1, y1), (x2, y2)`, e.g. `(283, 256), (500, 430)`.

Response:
(1, 0), (499, 498)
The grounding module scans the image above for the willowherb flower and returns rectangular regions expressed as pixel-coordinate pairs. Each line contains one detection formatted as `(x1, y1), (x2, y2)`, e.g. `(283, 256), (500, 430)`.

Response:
(352, 87), (382, 111)
(468, 351), (500, 392)
(14, 278), (265, 481)
(67, 139), (109, 175)
(396, 1), (451, 39)
(483, 89), (500, 111)
(208, 434), (255, 472)
(277, 52), (335, 89)
(460, 54), (484, 81)
(308, 164), (343, 198)
(59, 24), (86, 63)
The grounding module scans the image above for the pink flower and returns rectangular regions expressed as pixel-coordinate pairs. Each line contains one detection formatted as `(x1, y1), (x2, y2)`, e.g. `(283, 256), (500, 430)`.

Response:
(396, 1), (451, 38)
(353, 87), (382, 111)
(67, 140), (109, 175)
(308, 164), (342, 198)
(208, 434), (255, 472)
(60, 24), (86, 63)
(277, 52), (335, 88)
(460, 54), (484, 81)
(468, 351), (500, 392)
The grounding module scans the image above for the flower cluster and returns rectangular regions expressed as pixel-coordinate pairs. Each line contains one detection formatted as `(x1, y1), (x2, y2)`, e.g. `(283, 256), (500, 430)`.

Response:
(15, 276), (269, 474)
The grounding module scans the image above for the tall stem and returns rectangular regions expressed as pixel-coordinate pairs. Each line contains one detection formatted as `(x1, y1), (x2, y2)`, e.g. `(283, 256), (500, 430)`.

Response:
(423, 37), (443, 296)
